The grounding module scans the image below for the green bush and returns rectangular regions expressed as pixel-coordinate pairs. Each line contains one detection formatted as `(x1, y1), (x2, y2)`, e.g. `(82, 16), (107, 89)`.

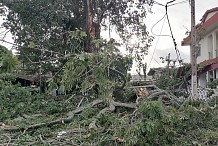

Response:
(208, 79), (218, 89)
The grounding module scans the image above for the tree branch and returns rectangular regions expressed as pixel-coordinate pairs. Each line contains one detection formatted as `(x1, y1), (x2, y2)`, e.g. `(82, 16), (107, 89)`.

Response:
(113, 101), (136, 109)
(2, 99), (103, 131)
(109, 67), (127, 89)
(98, 0), (114, 24)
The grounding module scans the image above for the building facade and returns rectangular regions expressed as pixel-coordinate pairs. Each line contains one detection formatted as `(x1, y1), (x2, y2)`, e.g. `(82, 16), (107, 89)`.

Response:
(182, 7), (218, 88)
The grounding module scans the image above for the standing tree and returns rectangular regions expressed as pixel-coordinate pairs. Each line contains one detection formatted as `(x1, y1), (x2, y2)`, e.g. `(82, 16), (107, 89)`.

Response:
(0, 0), (153, 73)
(0, 0), (160, 133)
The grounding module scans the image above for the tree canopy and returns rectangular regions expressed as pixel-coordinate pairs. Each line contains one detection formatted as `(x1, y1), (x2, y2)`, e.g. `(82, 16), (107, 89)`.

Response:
(0, 0), (153, 74)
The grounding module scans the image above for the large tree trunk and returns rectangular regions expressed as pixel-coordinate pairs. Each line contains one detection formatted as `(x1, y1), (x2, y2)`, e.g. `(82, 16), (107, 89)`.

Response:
(85, 0), (101, 52)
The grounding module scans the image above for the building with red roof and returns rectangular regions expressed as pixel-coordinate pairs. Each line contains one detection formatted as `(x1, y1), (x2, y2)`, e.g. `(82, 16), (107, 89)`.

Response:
(182, 7), (218, 88)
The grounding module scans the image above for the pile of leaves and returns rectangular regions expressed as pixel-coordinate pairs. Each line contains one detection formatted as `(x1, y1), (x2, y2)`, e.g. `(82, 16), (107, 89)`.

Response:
(1, 86), (218, 145)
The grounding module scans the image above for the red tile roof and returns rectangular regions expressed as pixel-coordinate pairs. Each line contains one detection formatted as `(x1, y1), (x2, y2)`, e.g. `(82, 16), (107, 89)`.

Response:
(201, 7), (218, 23)
(199, 58), (218, 65)
(198, 63), (218, 77)
(202, 12), (218, 29)
(181, 35), (190, 46)
(181, 7), (218, 46)
(197, 58), (218, 76)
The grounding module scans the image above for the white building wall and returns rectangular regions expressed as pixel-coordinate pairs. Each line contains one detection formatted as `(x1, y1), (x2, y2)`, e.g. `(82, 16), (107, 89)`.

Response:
(213, 32), (217, 58)
(208, 34), (213, 58)
(197, 36), (209, 64)
(197, 31), (217, 87)
(196, 30), (218, 63)
(189, 10), (218, 88)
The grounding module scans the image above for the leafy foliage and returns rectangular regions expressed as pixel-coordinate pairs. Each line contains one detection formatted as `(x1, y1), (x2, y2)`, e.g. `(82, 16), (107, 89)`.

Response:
(96, 100), (218, 146)
(1, 0), (86, 74)
(155, 64), (191, 97)
(1, 1), (217, 146)
(58, 39), (132, 99)
(43, 29), (132, 99)
(0, 0), (153, 74)
(208, 79), (218, 89)
(0, 45), (19, 73)
(1, 95), (218, 145)
(155, 68), (182, 90)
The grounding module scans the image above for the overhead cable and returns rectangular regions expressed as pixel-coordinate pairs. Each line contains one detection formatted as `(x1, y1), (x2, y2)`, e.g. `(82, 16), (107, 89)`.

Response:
(168, 0), (189, 7)
(151, 14), (171, 37)
(165, 0), (183, 63)
(153, 0), (189, 7)
(148, 12), (167, 69)
(147, 51), (161, 66)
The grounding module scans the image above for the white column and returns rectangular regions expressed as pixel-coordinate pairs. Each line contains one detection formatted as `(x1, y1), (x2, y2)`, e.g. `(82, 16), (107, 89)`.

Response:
(216, 69), (218, 79)
(190, 46), (192, 63)
(206, 71), (210, 84)
(212, 32), (217, 81)
(213, 32), (217, 58)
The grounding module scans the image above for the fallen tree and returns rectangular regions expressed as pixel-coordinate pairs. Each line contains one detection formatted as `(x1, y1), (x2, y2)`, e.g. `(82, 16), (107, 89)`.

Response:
(1, 84), (183, 132)
(1, 88), (218, 146)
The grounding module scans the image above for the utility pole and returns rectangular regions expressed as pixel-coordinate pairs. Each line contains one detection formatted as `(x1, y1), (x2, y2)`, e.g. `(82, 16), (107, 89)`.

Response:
(190, 0), (198, 100)
(166, 53), (171, 76)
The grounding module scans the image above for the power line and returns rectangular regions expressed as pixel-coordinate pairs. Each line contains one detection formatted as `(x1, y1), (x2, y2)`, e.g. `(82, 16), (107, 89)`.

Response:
(148, 12), (167, 69)
(165, 0), (183, 63)
(151, 14), (171, 37)
(151, 0), (185, 67)
(153, 0), (189, 7)
(152, 0), (189, 61)
(147, 51), (161, 66)
(168, 0), (189, 7)
(153, 1), (165, 6)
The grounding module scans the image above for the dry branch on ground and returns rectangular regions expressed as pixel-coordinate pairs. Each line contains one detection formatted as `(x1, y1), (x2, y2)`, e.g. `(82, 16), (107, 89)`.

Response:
(1, 85), (182, 132)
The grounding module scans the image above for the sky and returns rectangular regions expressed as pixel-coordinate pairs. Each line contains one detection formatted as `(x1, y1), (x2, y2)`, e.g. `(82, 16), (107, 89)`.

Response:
(1, 0), (218, 74)
(143, 0), (218, 73)
(0, 16), (13, 50)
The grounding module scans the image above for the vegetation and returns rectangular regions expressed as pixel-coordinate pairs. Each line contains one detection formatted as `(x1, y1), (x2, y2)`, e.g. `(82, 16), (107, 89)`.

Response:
(208, 79), (218, 89)
(0, 45), (19, 73)
(0, 0), (218, 145)
(0, 0), (153, 74)
(0, 92), (218, 145)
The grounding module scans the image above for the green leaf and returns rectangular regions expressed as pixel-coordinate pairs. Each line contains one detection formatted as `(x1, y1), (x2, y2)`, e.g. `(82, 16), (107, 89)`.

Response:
(28, 41), (36, 48)
(80, 31), (87, 38)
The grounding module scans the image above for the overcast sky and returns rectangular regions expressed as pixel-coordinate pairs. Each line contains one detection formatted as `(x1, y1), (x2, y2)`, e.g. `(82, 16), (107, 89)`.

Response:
(143, 0), (218, 73)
